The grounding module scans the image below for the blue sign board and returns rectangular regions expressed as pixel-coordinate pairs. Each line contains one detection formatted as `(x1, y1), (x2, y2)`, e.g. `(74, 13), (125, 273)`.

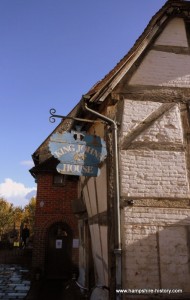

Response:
(48, 127), (107, 177)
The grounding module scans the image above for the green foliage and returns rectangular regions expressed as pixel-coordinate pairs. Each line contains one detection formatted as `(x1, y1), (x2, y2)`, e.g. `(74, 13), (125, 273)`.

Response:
(0, 198), (14, 235)
(22, 197), (36, 235)
(0, 197), (36, 237)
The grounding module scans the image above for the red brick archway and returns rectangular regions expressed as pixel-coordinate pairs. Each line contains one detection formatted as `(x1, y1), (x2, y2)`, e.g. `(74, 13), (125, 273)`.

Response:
(32, 173), (79, 276)
(32, 215), (78, 275)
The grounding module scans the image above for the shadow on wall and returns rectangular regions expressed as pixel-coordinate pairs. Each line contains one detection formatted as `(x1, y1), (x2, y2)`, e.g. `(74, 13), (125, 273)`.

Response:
(122, 215), (190, 299)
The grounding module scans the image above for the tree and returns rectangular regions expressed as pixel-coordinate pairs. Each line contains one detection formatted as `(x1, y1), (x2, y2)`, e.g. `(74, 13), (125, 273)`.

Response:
(22, 197), (36, 235)
(12, 206), (23, 229)
(0, 197), (36, 240)
(0, 198), (14, 236)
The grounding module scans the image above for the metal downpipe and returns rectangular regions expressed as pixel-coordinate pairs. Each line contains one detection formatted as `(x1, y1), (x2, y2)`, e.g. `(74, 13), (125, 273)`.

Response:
(84, 102), (122, 299)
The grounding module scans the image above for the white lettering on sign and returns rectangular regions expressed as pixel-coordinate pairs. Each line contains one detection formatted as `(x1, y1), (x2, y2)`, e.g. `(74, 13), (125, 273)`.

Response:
(54, 144), (75, 158)
(53, 144), (102, 160)
(85, 146), (101, 160)
(49, 131), (107, 177)
(57, 164), (94, 174)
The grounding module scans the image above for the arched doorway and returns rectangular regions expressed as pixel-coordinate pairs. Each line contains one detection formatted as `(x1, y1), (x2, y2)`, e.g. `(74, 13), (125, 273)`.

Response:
(45, 222), (73, 279)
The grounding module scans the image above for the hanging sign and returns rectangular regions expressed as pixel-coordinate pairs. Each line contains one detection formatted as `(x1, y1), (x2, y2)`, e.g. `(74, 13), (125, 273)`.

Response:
(48, 126), (107, 177)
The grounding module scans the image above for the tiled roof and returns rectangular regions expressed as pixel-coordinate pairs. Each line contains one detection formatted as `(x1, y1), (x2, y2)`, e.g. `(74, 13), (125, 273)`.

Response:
(31, 0), (190, 161)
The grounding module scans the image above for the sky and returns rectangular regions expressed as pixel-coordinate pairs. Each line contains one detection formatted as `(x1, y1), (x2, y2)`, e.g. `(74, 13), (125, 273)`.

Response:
(0, 0), (166, 207)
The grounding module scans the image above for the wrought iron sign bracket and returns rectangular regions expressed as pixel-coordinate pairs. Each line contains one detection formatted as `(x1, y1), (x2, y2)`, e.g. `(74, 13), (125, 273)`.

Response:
(49, 108), (106, 124)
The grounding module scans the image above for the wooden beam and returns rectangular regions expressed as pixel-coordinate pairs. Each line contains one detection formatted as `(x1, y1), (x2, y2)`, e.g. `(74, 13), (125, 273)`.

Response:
(121, 197), (190, 208)
(152, 44), (190, 55)
(88, 211), (108, 225)
(179, 103), (190, 195)
(112, 86), (190, 103)
(127, 141), (184, 152)
(121, 103), (175, 149)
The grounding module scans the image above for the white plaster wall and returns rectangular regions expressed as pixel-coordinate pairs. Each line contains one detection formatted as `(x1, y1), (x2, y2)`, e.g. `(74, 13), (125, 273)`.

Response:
(129, 50), (190, 87)
(82, 183), (93, 217)
(121, 100), (183, 144)
(81, 164), (107, 216)
(81, 166), (108, 294)
(94, 164), (107, 213)
(135, 105), (183, 143)
(120, 100), (188, 198)
(89, 224), (108, 286)
(122, 224), (159, 289)
(120, 149), (189, 198)
(123, 207), (190, 225)
(121, 100), (161, 137)
(155, 18), (188, 47)
(122, 207), (190, 292)
(159, 226), (190, 290)
(86, 178), (98, 216)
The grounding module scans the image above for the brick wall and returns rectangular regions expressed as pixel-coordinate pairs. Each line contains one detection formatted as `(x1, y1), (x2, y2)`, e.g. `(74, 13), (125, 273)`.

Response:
(120, 100), (189, 199)
(121, 100), (161, 136)
(32, 173), (79, 274)
(120, 149), (189, 198)
(120, 71), (190, 294)
(122, 206), (190, 293)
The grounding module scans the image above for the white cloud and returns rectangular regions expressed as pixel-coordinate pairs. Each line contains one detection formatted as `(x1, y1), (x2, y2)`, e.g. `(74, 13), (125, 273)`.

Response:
(0, 178), (36, 207)
(20, 160), (34, 167)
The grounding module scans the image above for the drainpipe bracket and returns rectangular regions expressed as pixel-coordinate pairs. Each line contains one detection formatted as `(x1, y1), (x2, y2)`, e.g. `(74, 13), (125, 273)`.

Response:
(114, 248), (122, 255)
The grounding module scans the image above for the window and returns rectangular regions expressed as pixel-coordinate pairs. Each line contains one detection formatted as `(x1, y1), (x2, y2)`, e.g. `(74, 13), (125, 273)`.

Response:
(53, 174), (66, 186)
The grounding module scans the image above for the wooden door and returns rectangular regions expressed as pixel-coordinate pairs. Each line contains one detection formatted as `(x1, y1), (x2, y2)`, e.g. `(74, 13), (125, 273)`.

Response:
(46, 222), (72, 279)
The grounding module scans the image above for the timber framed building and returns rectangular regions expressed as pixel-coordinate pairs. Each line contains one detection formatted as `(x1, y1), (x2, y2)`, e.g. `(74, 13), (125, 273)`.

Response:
(31, 1), (190, 299)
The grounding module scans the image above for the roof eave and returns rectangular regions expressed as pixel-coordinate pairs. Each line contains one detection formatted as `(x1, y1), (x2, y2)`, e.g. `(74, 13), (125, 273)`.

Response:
(87, 0), (190, 104)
